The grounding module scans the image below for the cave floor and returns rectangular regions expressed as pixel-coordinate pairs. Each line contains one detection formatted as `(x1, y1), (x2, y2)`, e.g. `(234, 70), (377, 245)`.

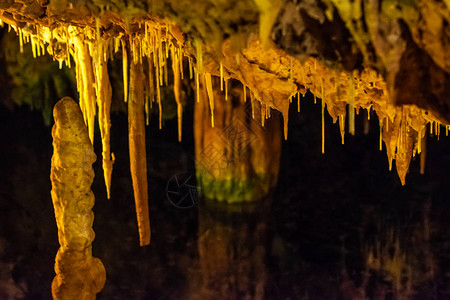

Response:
(0, 96), (449, 299)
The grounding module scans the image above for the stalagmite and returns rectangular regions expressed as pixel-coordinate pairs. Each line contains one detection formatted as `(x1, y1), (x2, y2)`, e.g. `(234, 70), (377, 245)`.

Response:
(129, 60), (151, 246)
(50, 97), (105, 300)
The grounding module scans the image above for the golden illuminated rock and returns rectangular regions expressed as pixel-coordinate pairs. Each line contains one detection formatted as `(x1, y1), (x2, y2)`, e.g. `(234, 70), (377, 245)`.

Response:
(93, 37), (115, 200)
(128, 58), (151, 246)
(50, 97), (106, 299)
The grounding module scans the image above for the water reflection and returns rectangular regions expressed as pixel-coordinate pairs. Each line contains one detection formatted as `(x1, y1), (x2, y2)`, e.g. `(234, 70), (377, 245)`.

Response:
(194, 201), (269, 300)
(340, 198), (440, 300)
(184, 192), (446, 300)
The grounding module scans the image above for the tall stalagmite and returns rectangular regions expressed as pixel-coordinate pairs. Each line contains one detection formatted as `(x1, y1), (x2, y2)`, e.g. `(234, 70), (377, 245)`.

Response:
(50, 97), (106, 299)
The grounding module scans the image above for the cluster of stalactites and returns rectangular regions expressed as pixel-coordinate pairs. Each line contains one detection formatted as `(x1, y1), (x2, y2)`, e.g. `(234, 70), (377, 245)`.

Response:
(2, 16), (449, 214)
(286, 57), (449, 185)
(3, 18), (191, 246)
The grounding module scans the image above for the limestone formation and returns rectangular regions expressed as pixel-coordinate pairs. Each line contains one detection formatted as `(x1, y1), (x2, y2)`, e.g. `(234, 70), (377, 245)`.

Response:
(50, 97), (105, 299)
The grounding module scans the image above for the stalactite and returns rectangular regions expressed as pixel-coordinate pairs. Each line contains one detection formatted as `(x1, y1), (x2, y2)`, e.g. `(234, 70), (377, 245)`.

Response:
(220, 62), (224, 91)
(204, 73), (215, 127)
(158, 35), (164, 87)
(250, 91), (255, 119)
(420, 134), (427, 175)
(2, 11), (449, 222)
(94, 38), (115, 199)
(163, 49), (168, 85)
(348, 72), (355, 136)
(339, 115), (345, 144)
(189, 57), (193, 79)
(172, 49), (183, 141)
(18, 27), (23, 53)
(36, 25), (41, 56)
(31, 36), (36, 58)
(395, 108), (415, 185)
(121, 39), (129, 103)
(73, 34), (96, 143)
(147, 56), (155, 125)
(282, 107), (288, 140)
(128, 59), (151, 246)
(261, 102), (265, 127)
(321, 80), (325, 154)
(225, 78), (228, 101)
(195, 39), (203, 73)
(179, 47), (184, 80)
(154, 50), (162, 129)
(64, 26), (71, 68)
(196, 71), (200, 103)
(379, 120), (383, 151)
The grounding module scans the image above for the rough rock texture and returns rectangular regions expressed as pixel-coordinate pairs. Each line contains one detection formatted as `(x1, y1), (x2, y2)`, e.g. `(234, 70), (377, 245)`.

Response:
(1, 0), (449, 122)
(50, 97), (105, 299)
